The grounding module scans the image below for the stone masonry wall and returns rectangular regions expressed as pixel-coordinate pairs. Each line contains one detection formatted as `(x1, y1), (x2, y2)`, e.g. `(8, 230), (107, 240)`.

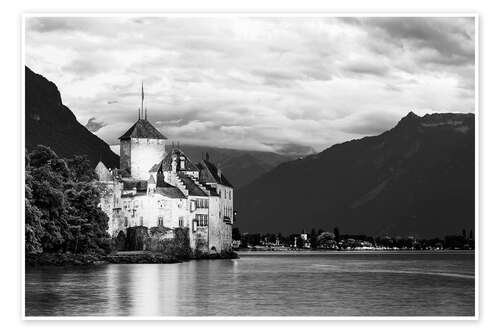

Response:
(130, 138), (167, 180)
(120, 139), (131, 172)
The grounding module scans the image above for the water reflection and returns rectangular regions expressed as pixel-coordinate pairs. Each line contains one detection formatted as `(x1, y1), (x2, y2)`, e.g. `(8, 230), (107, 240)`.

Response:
(25, 252), (474, 317)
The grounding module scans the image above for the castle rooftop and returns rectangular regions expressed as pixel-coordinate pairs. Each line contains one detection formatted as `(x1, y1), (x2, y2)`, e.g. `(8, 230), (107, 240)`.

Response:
(149, 148), (199, 173)
(119, 119), (167, 140)
(198, 159), (233, 188)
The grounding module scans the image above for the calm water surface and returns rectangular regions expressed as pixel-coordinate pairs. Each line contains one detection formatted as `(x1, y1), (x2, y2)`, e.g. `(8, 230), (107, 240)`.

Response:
(25, 251), (475, 317)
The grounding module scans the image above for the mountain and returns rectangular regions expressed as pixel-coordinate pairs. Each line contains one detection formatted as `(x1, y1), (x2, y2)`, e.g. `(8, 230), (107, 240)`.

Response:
(175, 145), (293, 189)
(235, 112), (475, 238)
(25, 67), (119, 168)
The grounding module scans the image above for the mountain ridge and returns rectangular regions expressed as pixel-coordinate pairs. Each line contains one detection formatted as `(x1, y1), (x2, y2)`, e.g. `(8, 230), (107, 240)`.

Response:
(25, 67), (120, 168)
(171, 145), (294, 189)
(236, 111), (475, 238)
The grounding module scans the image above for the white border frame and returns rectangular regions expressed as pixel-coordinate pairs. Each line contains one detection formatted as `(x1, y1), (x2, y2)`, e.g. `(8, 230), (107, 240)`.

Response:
(20, 12), (479, 321)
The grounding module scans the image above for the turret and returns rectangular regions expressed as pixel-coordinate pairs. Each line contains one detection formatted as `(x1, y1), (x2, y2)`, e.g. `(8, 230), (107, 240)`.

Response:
(118, 84), (168, 180)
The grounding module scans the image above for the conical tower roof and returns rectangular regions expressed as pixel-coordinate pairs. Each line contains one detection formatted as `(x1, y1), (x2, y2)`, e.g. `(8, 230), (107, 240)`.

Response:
(119, 119), (167, 140)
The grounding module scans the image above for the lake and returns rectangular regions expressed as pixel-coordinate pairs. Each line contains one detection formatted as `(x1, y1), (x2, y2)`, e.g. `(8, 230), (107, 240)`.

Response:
(25, 251), (475, 317)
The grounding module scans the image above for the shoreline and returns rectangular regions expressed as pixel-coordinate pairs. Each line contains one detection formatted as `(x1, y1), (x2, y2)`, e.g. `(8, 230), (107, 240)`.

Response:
(25, 249), (473, 266)
(236, 249), (474, 255)
(26, 250), (239, 267)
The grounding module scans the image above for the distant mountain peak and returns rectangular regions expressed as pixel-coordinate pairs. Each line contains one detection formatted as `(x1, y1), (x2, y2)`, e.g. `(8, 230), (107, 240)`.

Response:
(394, 111), (420, 128)
(405, 110), (418, 118)
(236, 111), (475, 237)
(25, 66), (119, 168)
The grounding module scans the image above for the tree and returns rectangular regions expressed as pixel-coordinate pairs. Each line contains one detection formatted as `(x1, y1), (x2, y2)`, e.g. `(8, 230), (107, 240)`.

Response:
(318, 232), (336, 249)
(232, 227), (241, 241)
(333, 227), (340, 242)
(25, 182), (44, 254)
(277, 233), (284, 245)
(444, 235), (467, 249)
(64, 182), (110, 254)
(310, 228), (318, 249)
(247, 233), (261, 246)
(26, 146), (70, 252)
(25, 145), (110, 255)
(240, 233), (249, 248)
(66, 155), (97, 182)
(296, 235), (304, 248)
(269, 233), (277, 244)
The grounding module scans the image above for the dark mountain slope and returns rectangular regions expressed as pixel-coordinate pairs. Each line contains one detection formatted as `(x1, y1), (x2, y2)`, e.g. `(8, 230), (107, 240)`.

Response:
(236, 112), (475, 238)
(25, 67), (119, 168)
(177, 145), (293, 189)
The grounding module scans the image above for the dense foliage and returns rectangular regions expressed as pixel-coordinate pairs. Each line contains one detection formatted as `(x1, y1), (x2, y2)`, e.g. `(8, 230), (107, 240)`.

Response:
(25, 145), (111, 255)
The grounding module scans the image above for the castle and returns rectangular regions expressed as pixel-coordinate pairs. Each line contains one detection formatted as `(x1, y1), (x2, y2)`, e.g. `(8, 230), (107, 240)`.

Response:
(95, 88), (234, 254)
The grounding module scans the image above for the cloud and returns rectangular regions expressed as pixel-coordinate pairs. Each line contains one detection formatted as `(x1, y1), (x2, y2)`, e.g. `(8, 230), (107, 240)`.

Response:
(336, 111), (400, 136)
(27, 17), (84, 33)
(85, 117), (106, 132)
(265, 143), (317, 156)
(61, 57), (114, 78)
(25, 16), (475, 153)
(364, 18), (474, 62)
(342, 59), (389, 76)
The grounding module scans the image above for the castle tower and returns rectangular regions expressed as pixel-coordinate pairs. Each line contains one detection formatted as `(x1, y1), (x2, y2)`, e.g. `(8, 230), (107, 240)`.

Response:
(119, 84), (168, 180)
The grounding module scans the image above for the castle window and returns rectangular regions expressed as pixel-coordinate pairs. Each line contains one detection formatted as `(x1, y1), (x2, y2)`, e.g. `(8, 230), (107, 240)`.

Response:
(195, 198), (208, 208)
(195, 214), (208, 226)
(229, 190), (232, 200)
(178, 217), (184, 227)
(124, 217), (128, 227)
(158, 216), (164, 227)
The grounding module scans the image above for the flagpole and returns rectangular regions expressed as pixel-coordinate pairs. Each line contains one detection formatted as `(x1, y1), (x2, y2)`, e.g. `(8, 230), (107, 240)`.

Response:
(141, 81), (144, 119)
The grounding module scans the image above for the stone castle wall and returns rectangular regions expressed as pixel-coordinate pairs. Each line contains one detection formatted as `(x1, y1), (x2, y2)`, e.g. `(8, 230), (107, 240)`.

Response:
(119, 140), (131, 172)
(208, 195), (231, 253)
(118, 226), (192, 258)
(130, 138), (167, 180)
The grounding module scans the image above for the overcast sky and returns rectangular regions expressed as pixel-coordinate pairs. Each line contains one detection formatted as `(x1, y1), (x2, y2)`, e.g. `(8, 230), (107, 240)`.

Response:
(25, 16), (475, 155)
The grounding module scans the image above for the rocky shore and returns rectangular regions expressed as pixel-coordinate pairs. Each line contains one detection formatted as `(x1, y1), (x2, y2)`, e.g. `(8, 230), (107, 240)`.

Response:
(26, 250), (239, 267)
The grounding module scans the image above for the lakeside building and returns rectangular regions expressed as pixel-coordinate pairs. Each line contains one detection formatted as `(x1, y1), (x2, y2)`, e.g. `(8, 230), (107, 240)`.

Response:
(95, 89), (234, 254)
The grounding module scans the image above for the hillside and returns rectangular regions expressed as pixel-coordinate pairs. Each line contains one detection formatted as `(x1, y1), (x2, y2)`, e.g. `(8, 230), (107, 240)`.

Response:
(25, 67), (119, 168)
(177, 145), (293, 188)
(236, 112), (475, 238)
